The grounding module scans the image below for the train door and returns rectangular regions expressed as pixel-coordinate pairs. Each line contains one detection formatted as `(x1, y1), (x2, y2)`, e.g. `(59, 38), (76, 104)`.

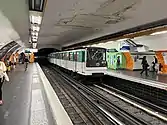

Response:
(76, 51), (81, 73)
(81, 51), (86, 73)
(74, 51), (77, 72)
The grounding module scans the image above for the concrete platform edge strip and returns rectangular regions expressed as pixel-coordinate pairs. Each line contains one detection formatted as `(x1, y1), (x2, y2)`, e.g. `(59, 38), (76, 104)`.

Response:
(107, 71), (167, 91)
(36, 63), (73, 125)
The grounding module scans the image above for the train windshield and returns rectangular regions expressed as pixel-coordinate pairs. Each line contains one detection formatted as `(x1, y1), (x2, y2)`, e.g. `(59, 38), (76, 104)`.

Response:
(86, 48), (106, 67)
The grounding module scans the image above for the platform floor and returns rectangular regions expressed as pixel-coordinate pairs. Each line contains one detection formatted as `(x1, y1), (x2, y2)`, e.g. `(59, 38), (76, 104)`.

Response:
(107, 70), (167, 90)
(0, 63), (55, 125)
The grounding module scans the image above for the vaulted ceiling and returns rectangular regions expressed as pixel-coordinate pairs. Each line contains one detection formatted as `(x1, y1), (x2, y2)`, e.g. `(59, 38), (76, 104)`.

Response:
(0, 0), (29, 46)
(0, 0), (167, 50)
(39, 0), (167, 49)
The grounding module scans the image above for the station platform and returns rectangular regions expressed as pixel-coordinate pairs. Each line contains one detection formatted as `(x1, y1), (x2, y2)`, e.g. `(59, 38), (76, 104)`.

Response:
(107, 70), (167, 90)
(0, 63), (72, 125)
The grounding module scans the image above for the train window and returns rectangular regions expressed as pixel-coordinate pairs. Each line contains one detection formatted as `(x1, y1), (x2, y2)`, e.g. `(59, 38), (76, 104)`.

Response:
(72, 52), (75, 61)
(77, 51), (81, 62)
(55, 53), (57, 59)
(74, 52), (77, 61)
(60, 53), (63, 59)
(66, 52), (69, 60)
(58, 53), (60, 59)
(57, 53), (59, 59)
(66, 52), (68, 60)
(62, 53), (64, 60)
(69, 52), (74, 61)
(64, 53), (66, 60)
(59, 53), (61, 59)
(82, 51), (85, 62)
(76, 51), (85, 62)
(76, 52), (79, 62)
(86, 48), (106, 67)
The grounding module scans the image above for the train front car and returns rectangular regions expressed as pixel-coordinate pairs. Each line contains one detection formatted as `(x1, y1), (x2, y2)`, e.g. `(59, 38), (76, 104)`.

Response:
(85, 47), (107, 76)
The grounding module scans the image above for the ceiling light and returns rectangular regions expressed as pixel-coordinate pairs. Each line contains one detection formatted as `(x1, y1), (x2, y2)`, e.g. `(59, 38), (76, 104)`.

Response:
(32, 35), (38, 38)
(31, 32), (38, 36)
(32, 38), (37, 41)
(150, 30), (167, 35)
(32, 43), (37, 49)
(31, 25), (40, 31)
(30, 15), (42, 24)
(32, 37), (38, 40)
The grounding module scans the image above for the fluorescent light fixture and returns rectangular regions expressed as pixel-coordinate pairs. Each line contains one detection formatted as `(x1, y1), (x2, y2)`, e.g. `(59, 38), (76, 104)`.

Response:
(150, 30), (167, 35)
(32, 36), (37, 38)
(32, 39), (37, 41)
(32, 38), (37, 40)
(31, 25), (40, 31)
(29, 38), (32, 43)
(32, 43), (37, 49)
(30, 15), (42, 24)
(31, 32), (38, 36)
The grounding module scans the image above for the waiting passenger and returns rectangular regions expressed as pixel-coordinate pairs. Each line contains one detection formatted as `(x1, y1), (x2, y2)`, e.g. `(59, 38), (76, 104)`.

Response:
(19, 52), (25, 64)
(140, 56), (149, 76)
(24, 55), (30, 71)
(0, 61), (9, 105)
(9, 54), (16, 69)
(116, 56), (121, 69)
(152, 56), (158, 72)
(158, 63), (163, 73)
(13, 54), (17, 69)
(5, 57), (10, 73)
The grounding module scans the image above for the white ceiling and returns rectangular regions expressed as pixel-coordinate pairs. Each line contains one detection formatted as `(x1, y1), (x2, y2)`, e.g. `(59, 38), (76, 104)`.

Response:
(91, 33), (167, 51)
(0, 0), (29, 46)
(0, 11), (19, 48)
(39, 0), (167, 48)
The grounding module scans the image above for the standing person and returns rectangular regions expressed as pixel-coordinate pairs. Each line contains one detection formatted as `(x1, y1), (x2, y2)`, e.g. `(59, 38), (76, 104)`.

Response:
(9, 54), (14, 70)
(15, 52), (19, 64)
(0, 60), (9, 105)
(19, 52), (24, 64)
(24, 54), (29, 71)
(4, 57), (10, 73)
(13, 54), (16, 69)
(11, 54), (16, 69)
(116, 56), (121, 70)
(152, 56), (158, 73)
(154, 56), (158, 64)
(22, 53), (26, 64)
(140, 56), (149, 76)
(19, 52), (23, 63)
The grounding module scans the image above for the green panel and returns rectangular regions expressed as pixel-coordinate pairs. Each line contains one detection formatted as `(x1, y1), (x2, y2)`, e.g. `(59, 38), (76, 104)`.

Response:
(69, 52), (74, 61)
(106, 52), (126, 70)
(79, 51), (82, 62)
(76, 51), (85, 62)
(82, 51), (85, 62)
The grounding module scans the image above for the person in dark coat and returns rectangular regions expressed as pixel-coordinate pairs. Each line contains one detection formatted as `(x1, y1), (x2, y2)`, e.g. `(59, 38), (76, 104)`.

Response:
(140, 56), (149, 76)
(152, 56), (158, 72)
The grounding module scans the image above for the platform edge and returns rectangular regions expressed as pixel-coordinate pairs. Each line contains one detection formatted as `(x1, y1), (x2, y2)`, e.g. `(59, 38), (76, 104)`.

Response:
(36, 63), (73, 125)
(107, 71), (167, 90)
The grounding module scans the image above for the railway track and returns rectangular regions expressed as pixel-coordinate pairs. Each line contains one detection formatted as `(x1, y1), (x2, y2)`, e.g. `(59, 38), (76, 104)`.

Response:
(90, 85), (167, 125)
(42, 65), (167, 125)
(42, 66), (119, 125)
(96, 84), (167, 120)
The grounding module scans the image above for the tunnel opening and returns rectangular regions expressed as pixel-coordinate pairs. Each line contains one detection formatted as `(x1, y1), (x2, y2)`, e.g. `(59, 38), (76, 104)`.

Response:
(35, 48), (59, 64)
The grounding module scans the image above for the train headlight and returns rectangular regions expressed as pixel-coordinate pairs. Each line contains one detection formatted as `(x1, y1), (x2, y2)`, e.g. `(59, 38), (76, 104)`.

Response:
(96, 63), (100, 66)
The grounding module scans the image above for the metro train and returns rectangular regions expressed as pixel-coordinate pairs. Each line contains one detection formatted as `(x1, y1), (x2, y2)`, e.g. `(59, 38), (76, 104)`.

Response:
(48, 47), (107, 76)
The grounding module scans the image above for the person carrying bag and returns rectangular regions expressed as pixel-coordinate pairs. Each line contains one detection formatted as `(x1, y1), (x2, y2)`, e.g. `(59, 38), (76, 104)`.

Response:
(0, 61), (9, 105)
